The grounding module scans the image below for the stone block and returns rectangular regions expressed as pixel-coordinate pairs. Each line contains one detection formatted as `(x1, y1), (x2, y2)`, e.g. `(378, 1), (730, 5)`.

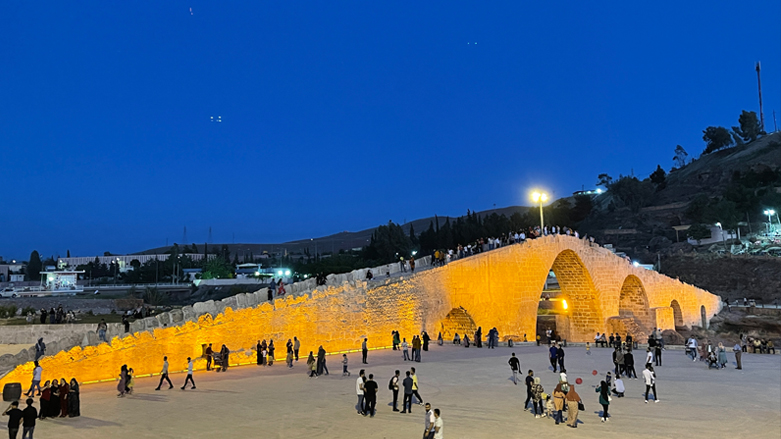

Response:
(193, 300), (217, 317)
(156, 312), (171, 327)
(130, 320), (145, 333)
(181, 306), (196, 322)
(170, 309), (184, 324)
(143, 317), (159, 329)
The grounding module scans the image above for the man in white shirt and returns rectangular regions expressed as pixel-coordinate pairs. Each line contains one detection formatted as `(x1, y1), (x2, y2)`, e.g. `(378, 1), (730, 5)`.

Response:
(612, 377), (625, 397)
(356, 369), (365, 415)
(433, 409), (443, 439)
(645, 348), (654, 367)
(181, 357), (196, 390)
(155, 356), (173, 390)
(423, 403), (435, 439)
(687, 337), (698, 361)
(642, 365), (659, 403)
(402, 338), (411, 361)
(24, 361), (43, 397)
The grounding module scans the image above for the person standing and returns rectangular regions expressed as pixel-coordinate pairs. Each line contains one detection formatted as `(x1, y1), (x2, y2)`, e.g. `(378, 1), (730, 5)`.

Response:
(423, 403), (435, 439)
(33, 339), (45, 362)
(256, 340), (263, 366)
(3, 401), (23, 439)
(307, 352), (317, 378)
(643, 365), (659, 403)
(96, 319), (108, 342)
(293, 336), (301, 362)
(24, 362), (42, 397)
(645, 347), (654, 368)
(122, 315), (130, 333)
(508, 353), (521, 385)
(155, 356), (173, 390)
(552, 381), (566, 425)
(597, 380), (610, 421)
(624, 349), (637, 379)
(21, 398), (36, 439)
(524, 370), (535, 410)
(67, 379), (80, 417)
(363, 374), (378, 417)
(392, 331), (400, 350)
(317, 346), (329, 375)
(401, 371), (414, 414)
(549, 343), (558, 373)
(390, 370), (400, 412)
(556, 345), (566, 373)
(259, 342), (267, 367)
(402, 338), (411, 361)
(432, 409), (443, 439)
(411, 367), (423, 406)
(286, 339), (294, 369)
(117, 366), (127, 398)
(565, 385), (581, 428)
(687, 337), (698, 361)
(422, 332), (430, 351)
(413, 336), (422, 362)
(355, 370), (366, 415)
(654, 343), (662, 367)
(181, 357), (196, 390)
(362, 338), (368, 364)
(733, 343), (743, 370)
(475, 327), (483, 348)
(205, 343), (213, 371)
(531, 377), (544, 418)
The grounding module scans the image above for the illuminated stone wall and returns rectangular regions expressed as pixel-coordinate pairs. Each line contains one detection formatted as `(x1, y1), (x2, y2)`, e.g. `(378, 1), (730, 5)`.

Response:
(0, 235), (720, 387)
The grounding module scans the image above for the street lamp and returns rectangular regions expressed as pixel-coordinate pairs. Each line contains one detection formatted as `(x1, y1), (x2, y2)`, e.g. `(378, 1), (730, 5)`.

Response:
(764, 209), (776, 234)
(531, 191), (549, 231)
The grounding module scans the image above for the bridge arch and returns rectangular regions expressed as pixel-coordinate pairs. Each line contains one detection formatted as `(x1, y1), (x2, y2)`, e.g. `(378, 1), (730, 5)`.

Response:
(543, 249), (604, 340)
(439, 307), (477, 341)
(617, 275), (653, 338)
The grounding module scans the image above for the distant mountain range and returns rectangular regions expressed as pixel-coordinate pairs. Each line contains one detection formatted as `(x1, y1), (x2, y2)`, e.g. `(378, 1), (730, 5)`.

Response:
(134, 206), (533, 259)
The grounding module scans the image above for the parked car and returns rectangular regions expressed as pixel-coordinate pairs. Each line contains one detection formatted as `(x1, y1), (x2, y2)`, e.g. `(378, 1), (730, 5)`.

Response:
(0, 287), (18, 298)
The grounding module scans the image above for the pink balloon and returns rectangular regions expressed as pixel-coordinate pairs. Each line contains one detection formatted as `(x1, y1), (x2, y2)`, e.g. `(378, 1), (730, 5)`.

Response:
(592, 370), (598, 376)
(576, 378), (583, 385)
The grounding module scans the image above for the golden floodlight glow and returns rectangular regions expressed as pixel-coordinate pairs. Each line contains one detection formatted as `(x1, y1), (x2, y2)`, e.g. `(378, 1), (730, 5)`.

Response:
(562, 299), (568, 310)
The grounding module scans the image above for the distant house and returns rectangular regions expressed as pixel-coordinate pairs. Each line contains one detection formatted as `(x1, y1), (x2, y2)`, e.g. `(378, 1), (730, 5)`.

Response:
(686, 225), (737, 246)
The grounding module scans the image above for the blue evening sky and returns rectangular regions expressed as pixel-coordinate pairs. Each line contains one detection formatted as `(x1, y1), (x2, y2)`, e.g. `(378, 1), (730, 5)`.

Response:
(1, 2), (779, 259)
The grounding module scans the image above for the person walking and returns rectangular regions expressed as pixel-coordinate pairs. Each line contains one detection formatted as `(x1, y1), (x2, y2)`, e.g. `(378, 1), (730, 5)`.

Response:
(423, 403), (435, 439)
(432, 409), (443, 439)
(645, 347), (654, 368)
(596, 380), (610, 422)
(181, 357), (196, 390)
(687, 337), (698, 361)
(3, 401), (23, 439)
(117, 365), (128, 398)
(307, 352), (317, 378)
(341, 354), (350, 376)
(717, 343), (728, 369)
(401, 371), (414, 414)
(411, 367), (423, 405)
(21, 398), (36, 439)
(293, 336), (301, 362)
(524, 370), (535, 410)
(552, 380), (566, 425)
(317, 346), (329, 375)
(390, 370), (400, 412)
(508, 353), (521, 385)
(548, 343), (558, 373)
(155, 356), (173, 390)
(412, 336), (422, 362)
(33, 339), (45, 362)
(643, 365), (659, 403)
(363, 374), (378, 417)
(286, 341), (294, 369)
(24, 362), (42, 397)
(355, 370), (366, 415)
(402, 338), (411, 361)
(565, 385), (581, 428)
(733, 343), (743, 369)
(362, 338), (368, 364)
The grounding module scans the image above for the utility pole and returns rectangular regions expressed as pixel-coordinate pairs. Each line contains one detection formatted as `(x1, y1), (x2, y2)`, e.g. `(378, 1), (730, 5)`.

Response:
(756, 62), (764, 131)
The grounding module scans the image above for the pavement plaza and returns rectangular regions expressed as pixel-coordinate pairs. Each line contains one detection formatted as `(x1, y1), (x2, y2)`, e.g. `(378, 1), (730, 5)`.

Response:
(13, 343), (780, 439)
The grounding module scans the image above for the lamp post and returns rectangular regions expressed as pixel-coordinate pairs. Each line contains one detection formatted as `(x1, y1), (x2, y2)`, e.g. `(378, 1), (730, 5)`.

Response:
(764, 209), (776, 234)
(532, 191), (549, 231)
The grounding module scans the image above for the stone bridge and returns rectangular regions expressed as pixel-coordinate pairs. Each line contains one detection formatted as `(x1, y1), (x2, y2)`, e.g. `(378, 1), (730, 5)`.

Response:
(0, 235), (720, 387)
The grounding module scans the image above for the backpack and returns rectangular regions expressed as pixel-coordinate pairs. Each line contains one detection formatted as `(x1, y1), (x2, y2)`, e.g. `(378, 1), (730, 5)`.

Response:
(388, 376), (396, 390)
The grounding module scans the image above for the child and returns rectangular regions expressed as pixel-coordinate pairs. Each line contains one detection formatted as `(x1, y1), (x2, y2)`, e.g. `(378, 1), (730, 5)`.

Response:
(544, 394), (555, 419)
(342, 354), (350, 376)
(126, 368), (135, 395)
(262, 348), (268, 366)
(586, 342), (591, 355)
(536, 334), (541, 346)
(605, 371), (612, 387)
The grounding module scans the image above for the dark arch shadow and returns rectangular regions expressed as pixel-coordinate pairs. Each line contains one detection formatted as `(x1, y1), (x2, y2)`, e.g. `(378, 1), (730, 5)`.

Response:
(670, 299), (684, 328)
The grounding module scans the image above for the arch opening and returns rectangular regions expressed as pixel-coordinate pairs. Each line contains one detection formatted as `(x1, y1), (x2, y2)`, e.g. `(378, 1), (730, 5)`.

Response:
(617, 275), (653, 340)
(439, 307), (477, 341)
(537, 249), (603, 342)
(670, 300), (684, 328)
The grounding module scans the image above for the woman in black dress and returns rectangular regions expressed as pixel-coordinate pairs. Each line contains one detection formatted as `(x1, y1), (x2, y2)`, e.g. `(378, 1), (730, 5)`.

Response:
(49, 379), (61, 417)
(67, 379), (80, 417)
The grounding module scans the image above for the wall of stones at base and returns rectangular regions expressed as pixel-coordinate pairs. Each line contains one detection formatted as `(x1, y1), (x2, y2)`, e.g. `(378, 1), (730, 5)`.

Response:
(0, 273), (432, 387)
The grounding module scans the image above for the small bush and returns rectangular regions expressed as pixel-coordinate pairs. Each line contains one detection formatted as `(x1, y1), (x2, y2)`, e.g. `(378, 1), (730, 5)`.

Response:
(21, 306), (36, 316)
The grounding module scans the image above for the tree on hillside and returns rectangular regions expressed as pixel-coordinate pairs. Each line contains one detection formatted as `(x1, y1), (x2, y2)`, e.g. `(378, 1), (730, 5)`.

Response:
(687, 223), (712, 243)
(650, 165), (667, 189)
(571, 195), (594, 223)
(597, 173), (613, 189)
(26, 251), (42, 281)
(610, 176), (653, 213)
(702, 126), (733, 154)
(363, 221), (412, 263)
(673, 145), (689, 168)
(732, 110), (762, 142)
(202, 257), (233, 279)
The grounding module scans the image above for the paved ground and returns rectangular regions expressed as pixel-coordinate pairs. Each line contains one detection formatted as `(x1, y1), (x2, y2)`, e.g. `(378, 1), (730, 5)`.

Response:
(11, 343), (780, 439)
